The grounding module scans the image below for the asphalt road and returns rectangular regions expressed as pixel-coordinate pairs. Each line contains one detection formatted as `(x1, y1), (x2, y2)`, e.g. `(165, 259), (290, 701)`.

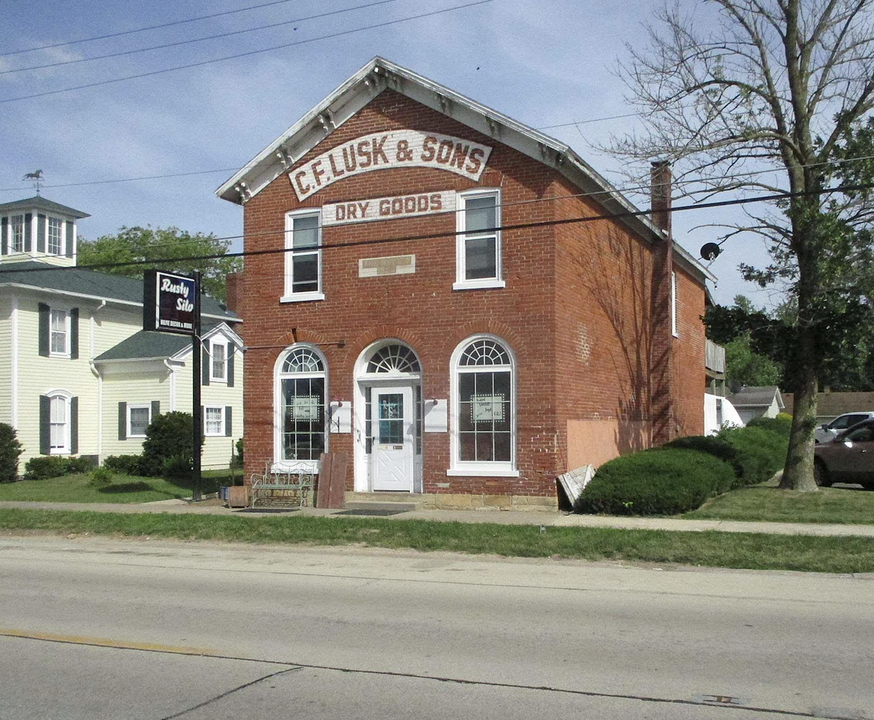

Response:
(1, 535), (872, 720)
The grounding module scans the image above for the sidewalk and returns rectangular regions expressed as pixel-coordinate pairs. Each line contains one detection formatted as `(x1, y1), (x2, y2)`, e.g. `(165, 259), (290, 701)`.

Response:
(2, 499), (874, 538)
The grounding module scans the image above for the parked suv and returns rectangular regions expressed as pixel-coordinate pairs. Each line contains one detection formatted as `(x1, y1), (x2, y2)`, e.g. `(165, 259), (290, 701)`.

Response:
(814, 412), (874, 444)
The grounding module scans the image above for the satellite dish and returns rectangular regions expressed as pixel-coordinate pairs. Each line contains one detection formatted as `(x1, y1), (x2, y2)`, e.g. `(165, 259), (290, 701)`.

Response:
(700, 242), (721, 261)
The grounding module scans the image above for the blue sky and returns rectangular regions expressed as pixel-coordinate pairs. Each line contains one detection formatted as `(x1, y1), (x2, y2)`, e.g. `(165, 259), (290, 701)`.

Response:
(0, 0), (777, 307)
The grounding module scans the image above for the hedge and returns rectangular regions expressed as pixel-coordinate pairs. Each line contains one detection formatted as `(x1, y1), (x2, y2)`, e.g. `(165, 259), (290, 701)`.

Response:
(576, 448), (735, 516)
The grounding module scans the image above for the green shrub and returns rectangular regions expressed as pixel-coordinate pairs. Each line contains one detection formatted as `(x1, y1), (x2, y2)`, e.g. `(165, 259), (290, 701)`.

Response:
(140, 412), (200, 477)
(664, 435), (741, 490)
(576, 448), (735, 516)
(103, 454), (145, 476)
(232, 438), (244, 468)
(0, 423), (23, 483)
(719, 425), (788, 486)
(88, 466), (114, 488)
(24, 456), (72, 480)
(746, 413), (792, 438)
(162, 455), (193, 479)
(66, 456), (96, 474)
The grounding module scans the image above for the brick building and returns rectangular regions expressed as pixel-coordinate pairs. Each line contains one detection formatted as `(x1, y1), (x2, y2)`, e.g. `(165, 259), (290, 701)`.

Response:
(218, 57), (715, 509)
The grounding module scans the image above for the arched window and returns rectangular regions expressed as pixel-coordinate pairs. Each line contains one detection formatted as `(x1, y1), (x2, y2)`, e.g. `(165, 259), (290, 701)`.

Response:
(451, 336), (516, 475)
(366, 344), (421, 374)
(276, 346), (327, 464)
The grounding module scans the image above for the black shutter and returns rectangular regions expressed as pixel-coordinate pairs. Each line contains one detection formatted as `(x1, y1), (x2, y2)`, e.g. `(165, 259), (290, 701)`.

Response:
(151, 400), (160, 422)
(202, 346), (210, 385)
(70, 308), (79, 360)
(1, 217), (7, 254)
(38, 303), (50, 357)
(23, 213), (32, 253)
(227, 348), (235, 388)
(65, 221), (74, 258)
(40, 395), (51, 454)
(225, 406), (233, 437)
(37, 215), (46, 253)
(70, 397), (78, 454)
(118, 402), (127, 440)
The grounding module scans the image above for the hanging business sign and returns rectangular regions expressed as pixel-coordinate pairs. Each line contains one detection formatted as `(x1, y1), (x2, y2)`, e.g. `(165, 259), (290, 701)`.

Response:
(142, 269), (198, 335)
(290, 130), (492, 201)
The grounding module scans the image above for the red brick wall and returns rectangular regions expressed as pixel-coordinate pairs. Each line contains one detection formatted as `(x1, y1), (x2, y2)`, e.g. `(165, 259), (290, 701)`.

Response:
(239, 88), (707, 496)
(672, 266), (706, 437)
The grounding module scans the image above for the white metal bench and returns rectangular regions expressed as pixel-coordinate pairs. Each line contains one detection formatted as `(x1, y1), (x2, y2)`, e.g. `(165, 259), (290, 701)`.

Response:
(249, 462), (314, 508)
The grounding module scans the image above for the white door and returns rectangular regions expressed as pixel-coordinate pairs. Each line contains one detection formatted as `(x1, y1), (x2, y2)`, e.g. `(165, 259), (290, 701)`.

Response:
(371, 386), (414, 491)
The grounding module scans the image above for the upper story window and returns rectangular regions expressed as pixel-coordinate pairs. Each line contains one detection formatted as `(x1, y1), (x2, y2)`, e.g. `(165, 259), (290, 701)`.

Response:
(210, 340), (227, 383)
(283, 210), (323, 302)
(50, 309), (70, 357)
(10, 215), (25, 253)
(454, 189), (504, 291)
(47, 217), (63, 255)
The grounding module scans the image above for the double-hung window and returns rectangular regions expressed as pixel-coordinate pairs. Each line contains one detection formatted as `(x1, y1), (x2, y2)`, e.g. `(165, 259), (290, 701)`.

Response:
(127, 404), (152, 438)
(283, 210), (323, 302)
(49, 394), (70, 454)
(454, 190), (504, 290)
(204, 406), (225, 436)
(50, 309), (69, 356)
(47, 217), (63, 255)
(10, 215), (25, 253)
(210, 340), (227, 383)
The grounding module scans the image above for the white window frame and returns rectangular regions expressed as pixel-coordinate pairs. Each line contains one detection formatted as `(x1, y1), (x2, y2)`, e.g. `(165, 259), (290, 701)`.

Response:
(49, 308), (70, 358)
(204, 405), (226, 437)
(209, 338), (228, 383)
(47, 216), (64, 256)
(453, 189), (505, 291)
(47, 391), (72, 455)
(10, 214), (25, 253)
(273, 344), (328, 472)
(282, 209), (325, 303)
(448, 334), (518, 477)
(127, 403), (152, 439)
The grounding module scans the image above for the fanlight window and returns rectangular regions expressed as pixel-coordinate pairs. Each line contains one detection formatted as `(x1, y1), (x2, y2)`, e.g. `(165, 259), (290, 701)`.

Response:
(458, 339), (510, 367)
(283, 347), (324, 374)
(366, 344), (421, 374)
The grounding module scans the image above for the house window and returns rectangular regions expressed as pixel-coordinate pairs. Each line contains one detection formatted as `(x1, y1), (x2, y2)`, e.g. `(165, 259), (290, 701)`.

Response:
(50, 309), (69, 356)
(210, 341), (227, 383)
(276, 346), (327, 464)
(11, 215), (25, 253)
(49, 394), (70, 454)
(283, 210), (323, 302)
(454, 190), (504, 290)
(127, 404), (152, 438)
(47, 217), (63, 255)
(204, 406), (225, 436)
(450, 336), (516, 476)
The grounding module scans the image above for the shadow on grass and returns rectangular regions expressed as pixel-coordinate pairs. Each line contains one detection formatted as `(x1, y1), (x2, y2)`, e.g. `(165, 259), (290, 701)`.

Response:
(99, 483), (155, 494)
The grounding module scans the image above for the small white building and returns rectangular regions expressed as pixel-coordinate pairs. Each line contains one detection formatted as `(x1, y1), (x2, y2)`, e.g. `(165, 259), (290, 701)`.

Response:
(0, 196), (243, 470)
(726, 385), (785, 425)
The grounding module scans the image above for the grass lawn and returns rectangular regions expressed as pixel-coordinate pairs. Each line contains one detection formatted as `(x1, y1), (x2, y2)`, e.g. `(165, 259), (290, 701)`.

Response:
(0, 508), (872, 574)
(0, 470), (238, 504)
(684, 481), (874, 525)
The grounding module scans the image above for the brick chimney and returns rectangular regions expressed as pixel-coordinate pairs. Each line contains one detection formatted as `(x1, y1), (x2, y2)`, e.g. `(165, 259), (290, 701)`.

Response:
(650, 161), (675, 445)
(225, 272), (243, 317)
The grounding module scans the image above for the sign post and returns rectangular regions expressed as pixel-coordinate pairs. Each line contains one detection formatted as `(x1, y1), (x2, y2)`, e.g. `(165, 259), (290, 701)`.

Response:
(143, 269), (203, 501)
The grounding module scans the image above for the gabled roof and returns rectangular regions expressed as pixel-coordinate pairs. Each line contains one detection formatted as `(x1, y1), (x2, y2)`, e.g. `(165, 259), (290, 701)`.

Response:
(0, 260), (238, 322)
(0, 196), (89, 220)
(727, 386), (785, 409)
(95, 322), (242, 363)
(216, 56), (715, 284)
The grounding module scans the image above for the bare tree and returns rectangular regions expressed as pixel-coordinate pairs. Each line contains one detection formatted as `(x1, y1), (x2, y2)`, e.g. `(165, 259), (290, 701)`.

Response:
(611, 0), (874, 490)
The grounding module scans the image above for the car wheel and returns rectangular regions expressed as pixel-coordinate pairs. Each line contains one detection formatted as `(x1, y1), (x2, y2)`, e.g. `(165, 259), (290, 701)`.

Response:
(814, 460), (832, 487)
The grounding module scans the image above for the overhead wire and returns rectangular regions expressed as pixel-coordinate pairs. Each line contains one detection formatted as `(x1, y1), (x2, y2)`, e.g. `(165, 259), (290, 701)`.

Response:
(0, 0), (494, 104)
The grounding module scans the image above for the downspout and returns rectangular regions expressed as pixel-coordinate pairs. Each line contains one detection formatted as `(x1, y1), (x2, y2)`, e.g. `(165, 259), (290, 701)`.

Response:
(164, 359), (177, 411)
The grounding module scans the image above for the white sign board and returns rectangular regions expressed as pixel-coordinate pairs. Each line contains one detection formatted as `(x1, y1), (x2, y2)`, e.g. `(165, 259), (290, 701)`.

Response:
(289, 130), (492, 201)
(359, 255), (416, 278)
(323, 191), (456, 226)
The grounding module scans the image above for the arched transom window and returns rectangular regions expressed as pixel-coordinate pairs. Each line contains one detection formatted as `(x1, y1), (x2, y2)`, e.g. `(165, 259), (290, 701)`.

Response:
(366, 344), (421, 374)
(453, 337), (515, 473)
(277, 346), (326, 462)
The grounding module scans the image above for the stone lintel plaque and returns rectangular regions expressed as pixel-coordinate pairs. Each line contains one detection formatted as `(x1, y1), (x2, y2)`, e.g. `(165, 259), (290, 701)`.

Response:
(359, 254), (416, 278)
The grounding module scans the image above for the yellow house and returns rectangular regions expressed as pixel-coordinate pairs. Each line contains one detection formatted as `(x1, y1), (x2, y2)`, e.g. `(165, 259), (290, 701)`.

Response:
(0, 196), (243, 470)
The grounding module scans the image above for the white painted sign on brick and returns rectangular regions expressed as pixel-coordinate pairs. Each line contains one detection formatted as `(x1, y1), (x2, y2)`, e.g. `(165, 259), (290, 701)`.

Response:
(289, 130), (492, 201)
(323, 191), (456, 226)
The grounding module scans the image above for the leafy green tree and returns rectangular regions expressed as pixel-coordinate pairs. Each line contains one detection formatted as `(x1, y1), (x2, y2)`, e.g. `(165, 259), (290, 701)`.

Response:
(78, 226), (241, 302)
(724, 334), (781, 387)
(612, 0), (874, 490)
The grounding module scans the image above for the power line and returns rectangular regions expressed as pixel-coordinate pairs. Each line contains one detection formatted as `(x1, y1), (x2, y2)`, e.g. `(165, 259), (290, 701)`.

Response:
(0, 0), (301, 57)
(3, 183), (871, 276)
(0, 0), (404, 77)
(0, 0), (494, 105)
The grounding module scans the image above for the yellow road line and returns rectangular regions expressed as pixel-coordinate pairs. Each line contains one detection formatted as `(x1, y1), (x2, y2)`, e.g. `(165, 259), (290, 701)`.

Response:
(0, 628), (215, 657)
